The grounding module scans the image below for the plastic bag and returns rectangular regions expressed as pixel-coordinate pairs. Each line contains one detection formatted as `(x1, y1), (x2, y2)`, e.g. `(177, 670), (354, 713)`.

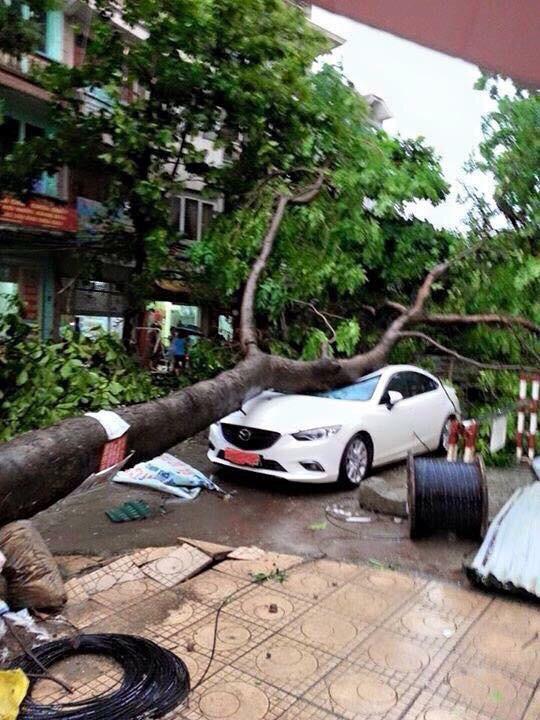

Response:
(0, 521), (66, 610)
(0, 669), (30, 720)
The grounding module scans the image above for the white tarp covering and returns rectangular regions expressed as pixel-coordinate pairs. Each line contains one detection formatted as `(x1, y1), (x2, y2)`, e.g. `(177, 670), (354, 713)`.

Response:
(470, 482), (540, 598)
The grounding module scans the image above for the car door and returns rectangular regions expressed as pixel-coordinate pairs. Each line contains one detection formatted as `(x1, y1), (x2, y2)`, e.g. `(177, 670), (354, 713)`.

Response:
(402, 371), (446, 451)
(375, 371), (418, 463)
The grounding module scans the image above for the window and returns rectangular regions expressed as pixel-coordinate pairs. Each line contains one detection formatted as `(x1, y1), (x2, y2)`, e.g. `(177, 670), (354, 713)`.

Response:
(0, 118), (57, 195)
(404, 372), (438, 396)
(383, 373), (410, 399)
(0, 117), (20, 160)
(170, 195), (217, 241)
(317, 375), (381, 402)
(32, 10), (63, 61)
(381, 371), (438, 402)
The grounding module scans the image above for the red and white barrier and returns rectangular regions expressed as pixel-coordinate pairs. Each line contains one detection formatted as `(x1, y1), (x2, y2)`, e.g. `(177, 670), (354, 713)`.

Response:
(516, 374), (539, 462)
(528, 375), (539, 461)
(447, 419), (478, 463)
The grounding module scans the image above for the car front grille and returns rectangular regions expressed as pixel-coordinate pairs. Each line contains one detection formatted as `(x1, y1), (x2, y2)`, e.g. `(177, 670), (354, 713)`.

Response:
(220, 423), (281, 450)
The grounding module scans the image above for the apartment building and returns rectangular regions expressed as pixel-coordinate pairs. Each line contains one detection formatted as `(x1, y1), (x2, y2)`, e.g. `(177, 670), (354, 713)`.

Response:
(0, 3), (389, 342)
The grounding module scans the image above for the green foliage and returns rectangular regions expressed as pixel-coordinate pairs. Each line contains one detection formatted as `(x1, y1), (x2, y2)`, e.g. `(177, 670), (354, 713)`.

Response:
(0, 0), (57, 58)
(0, 305), (161, 441)
(182, 338), (239, 385)
(476, 90), (540, 231)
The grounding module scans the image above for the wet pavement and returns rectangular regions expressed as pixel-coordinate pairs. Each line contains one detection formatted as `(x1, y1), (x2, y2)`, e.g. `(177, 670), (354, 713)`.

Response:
(34, 433), (533, 583)
(32, 542), (540, 720)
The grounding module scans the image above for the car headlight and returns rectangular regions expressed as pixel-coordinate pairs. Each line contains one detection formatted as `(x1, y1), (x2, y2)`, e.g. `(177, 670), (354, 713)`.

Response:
(293, 425), (341, 441)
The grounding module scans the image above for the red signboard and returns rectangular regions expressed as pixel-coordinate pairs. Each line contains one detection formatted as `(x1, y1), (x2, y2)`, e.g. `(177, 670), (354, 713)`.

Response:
(0, 196), (78, 233)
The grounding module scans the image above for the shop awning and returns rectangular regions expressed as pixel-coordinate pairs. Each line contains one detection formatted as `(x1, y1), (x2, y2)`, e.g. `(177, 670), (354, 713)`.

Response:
(316, 1), (539, 87)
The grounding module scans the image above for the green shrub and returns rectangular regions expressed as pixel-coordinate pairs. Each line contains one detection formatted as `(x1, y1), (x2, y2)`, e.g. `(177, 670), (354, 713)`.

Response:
(0, 306), (162, 441)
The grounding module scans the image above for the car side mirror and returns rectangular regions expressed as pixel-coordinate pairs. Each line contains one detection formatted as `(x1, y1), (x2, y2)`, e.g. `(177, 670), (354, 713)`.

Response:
(386, 390), (403, 409)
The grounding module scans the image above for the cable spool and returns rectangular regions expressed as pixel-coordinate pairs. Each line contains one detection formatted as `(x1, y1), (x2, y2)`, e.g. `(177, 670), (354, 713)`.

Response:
(407, 454), (488, 540)
(13, 633), (190, 720)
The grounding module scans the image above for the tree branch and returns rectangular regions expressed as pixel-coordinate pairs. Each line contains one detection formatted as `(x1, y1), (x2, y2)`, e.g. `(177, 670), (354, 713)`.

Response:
(398, 331), (539, 372)
(239, 169), (326, 355)
(293, 299), (337, 357)
(343, 239), (490, 373)
(414, 312), (540, 335)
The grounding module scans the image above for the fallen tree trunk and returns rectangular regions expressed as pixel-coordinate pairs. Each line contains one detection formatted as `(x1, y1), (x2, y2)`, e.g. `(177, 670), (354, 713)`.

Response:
(0, 353), (365, 524)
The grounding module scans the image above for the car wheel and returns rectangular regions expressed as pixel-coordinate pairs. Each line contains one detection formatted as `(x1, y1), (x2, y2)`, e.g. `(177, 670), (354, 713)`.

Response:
(438, 417), (454, 454)
(338, 433), (372, 487)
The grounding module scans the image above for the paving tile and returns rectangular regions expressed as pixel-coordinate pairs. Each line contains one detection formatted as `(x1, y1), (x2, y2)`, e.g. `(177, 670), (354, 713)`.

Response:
(282, 605), (371, 657)
(309, 558), (363, 583)
(177, 536), (233, 559)
(130, 545), (179, 566)
(403, 689), (492, 719)
(480, 596), (540, 638)
(280, 698), (345, 719)
(347, 627), (446, 685)
(178, 666), (298, 720)
(169, 612), (272, 665)
(429, 657), (536, 720)
(214, 552), (302, 582)
(271, 567), (342, 603)
(222, 584), (311, 632)
(91, 577), (163, 608)
(143, 599), (216, 646)
(64, 556), (145, 603)
(233, 634), (340, 697)
(355, 565), (426, 596)
(417, 580), (490, 619)
(167, 646), (222, 688)
(229, 545), (268, 560)
(180, 568), (252, 609)
(384, 599), (470, 652)
(60, 598), (110, 630)
(453, 612), (540, 684)
(522, 685), (540, 720)
(30, 656), (122, 705)
(304, 659), (421, 719)
(116, 589), (211, 632)
(140, 545), (212, 588)
(319, 578), (403, 625)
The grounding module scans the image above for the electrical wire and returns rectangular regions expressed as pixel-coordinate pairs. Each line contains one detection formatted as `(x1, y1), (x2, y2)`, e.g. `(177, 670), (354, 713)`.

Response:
(12, 634), (190, 720)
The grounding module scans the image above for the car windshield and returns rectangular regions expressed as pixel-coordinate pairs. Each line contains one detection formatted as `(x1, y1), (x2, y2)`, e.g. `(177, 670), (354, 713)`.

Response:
(315, 374), (381, 401)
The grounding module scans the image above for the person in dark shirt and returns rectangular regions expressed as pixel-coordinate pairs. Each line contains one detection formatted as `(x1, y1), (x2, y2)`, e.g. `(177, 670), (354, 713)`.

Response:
(168, 328), (188, 374)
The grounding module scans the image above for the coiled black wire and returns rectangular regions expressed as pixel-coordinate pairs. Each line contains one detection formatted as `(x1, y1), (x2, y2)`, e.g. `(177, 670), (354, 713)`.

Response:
(12, 634), (190, 720)
(408, 455), (488, 540)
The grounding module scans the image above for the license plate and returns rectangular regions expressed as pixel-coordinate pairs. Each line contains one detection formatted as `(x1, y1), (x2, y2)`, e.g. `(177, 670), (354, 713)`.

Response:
(224, 448), (261, 467)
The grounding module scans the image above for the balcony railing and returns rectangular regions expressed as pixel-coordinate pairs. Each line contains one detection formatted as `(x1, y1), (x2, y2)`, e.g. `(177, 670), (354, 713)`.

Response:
(0, 51), (51, 78)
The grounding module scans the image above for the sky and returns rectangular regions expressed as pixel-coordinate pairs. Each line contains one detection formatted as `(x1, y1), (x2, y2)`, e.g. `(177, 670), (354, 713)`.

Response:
(312, 6), (497, 231)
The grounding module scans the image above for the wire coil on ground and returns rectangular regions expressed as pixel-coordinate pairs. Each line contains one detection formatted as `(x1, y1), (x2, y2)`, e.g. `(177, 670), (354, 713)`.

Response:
(13, 633), (190, 720)
(408, 455), (488, 540)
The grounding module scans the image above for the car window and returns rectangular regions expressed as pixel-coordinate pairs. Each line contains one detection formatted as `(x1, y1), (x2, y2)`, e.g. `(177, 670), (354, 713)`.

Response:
(381, 372), (410, 400)
(317, 375), (381, 401)
(405, 371), (438, 396)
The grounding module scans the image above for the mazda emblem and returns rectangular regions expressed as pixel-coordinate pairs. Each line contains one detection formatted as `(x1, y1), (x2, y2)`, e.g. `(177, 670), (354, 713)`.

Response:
(239, 428), (251, 441)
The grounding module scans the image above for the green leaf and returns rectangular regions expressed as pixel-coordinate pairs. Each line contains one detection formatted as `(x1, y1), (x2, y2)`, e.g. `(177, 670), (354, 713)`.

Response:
(16, 369), (28, 386)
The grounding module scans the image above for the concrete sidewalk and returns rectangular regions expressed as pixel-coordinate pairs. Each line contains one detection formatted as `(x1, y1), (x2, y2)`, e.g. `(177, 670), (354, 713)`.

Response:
(33, 542), (540, 719)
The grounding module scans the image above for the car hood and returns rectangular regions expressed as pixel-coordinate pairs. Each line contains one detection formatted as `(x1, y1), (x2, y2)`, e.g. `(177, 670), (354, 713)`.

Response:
(220, 391), (364, 434)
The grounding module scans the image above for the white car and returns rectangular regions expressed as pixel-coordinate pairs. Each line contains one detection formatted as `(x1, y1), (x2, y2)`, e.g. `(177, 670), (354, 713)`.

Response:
(208, 364), (460, 486)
